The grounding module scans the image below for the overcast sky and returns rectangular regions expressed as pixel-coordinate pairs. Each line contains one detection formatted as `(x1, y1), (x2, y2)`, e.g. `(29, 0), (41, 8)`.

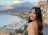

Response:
(0, 0), (38, 5)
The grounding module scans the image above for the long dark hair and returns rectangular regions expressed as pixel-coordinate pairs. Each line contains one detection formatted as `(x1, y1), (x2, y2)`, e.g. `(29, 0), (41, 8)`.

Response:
(29, 7), (43, 35)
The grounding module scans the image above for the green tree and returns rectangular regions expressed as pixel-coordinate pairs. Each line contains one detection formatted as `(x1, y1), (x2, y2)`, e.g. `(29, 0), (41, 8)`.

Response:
(15, 29), (23, 34)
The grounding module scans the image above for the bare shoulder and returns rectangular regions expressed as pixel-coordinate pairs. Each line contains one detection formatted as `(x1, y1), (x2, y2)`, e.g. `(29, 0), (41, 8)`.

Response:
(28, 22), (35, 27)
(27, 22), (38, 35)
(27, 22), (38, 30)
(28, 22), (34, 26)
(29, 22), (38, 27)
(27, 22), (34, 30)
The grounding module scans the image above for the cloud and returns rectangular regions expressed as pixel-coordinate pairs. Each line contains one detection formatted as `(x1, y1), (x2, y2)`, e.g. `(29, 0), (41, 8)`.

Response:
(3, 0), (22, 10)
(11, 0), (23, 4)
(0, 0), (22, 5)
(12, 1), (22, 3)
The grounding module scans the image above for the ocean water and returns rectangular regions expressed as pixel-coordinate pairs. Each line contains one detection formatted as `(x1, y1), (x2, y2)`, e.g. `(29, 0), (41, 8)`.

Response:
(0, 14), (22, 27)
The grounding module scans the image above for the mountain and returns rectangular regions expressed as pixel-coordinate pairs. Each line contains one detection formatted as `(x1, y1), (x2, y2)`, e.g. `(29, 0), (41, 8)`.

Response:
(0, 2), (33, 14)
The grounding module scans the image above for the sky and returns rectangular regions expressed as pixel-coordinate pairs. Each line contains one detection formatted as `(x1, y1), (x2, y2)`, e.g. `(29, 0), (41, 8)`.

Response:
(0, 0), (38, 5)
(0, 0), (38, 10)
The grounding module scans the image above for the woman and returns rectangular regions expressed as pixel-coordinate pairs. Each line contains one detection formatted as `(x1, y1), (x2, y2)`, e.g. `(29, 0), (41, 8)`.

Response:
(27, 7), (43, 35)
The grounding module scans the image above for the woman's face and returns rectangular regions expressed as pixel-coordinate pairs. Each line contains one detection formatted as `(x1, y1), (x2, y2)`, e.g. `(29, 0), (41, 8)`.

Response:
(29, 9), (36, 21)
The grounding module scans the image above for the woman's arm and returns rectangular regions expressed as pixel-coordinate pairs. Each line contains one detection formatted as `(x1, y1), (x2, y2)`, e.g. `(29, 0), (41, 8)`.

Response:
(27, 23), (36, 35)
